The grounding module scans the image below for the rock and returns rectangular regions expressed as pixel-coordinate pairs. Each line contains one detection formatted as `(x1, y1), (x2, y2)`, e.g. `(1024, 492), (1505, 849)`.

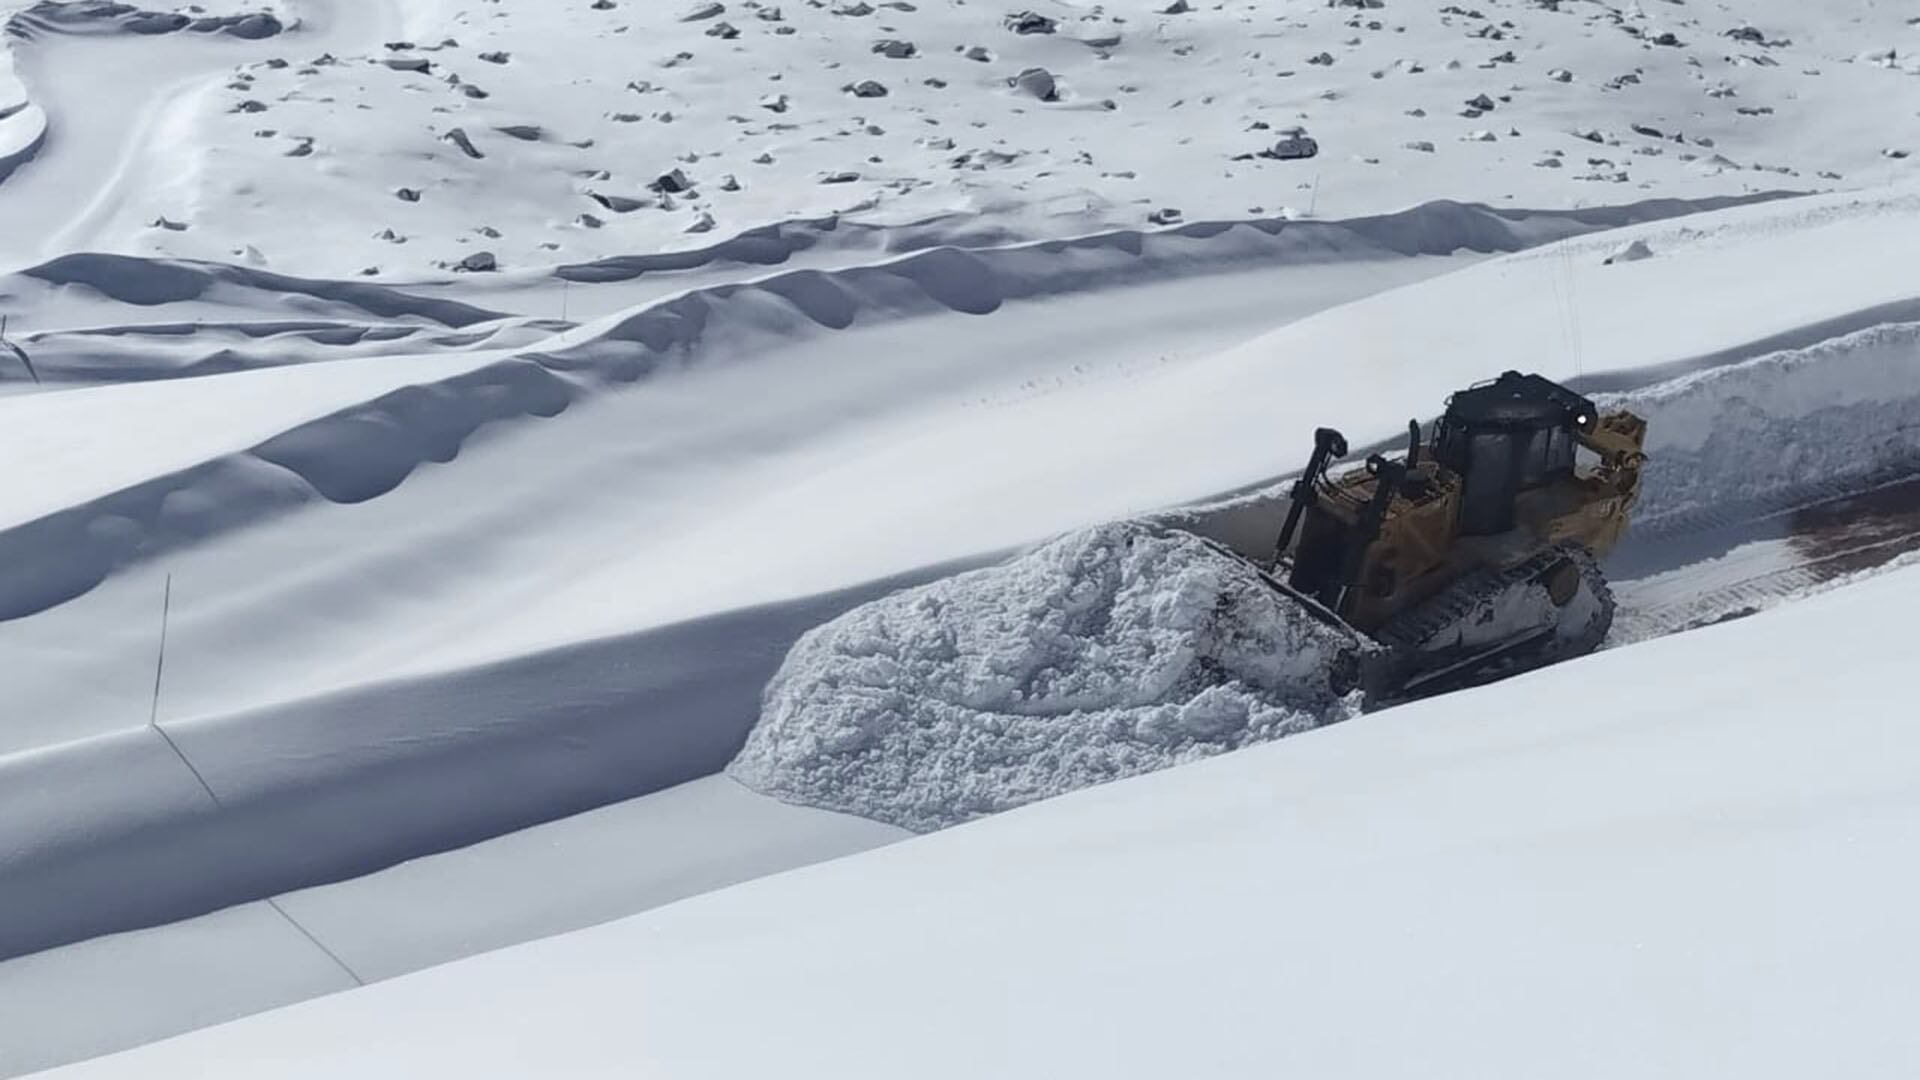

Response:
(443, 128), (484, 159)
(847, 79), (889, 98)
(820, 170), (862, 183)
(1004, 10), (1057, 34)
(457, 251), (498, 272)
(1268, 133), (1319, 159)
(396, 187), (423, 202)
(719, 173), (742, 191)
(232, 99), (268, 114)
(382, 57), (433, 74)
(590, 191), (651, 213)
(1160, 0), (1191, 12)
(1307, 51), (1334, 66)
(495, 124), (543, 141)
(964, 44), (992, 61)
(759, 92), (791, 112)
(577, 213), (605, 229)
(1008, 67), (1058, 101)
(479, 50), (510, 63)
(650, 167), (694, 193)
(1465, 92), (1496, 111)
(834, 0), (874, 14)
(706, 21), (740, 37)
(686, 212), (717, 233)
(1147, 207), (1183, 225)
(680, 1), (725, 20)
(872, 38), (917, 58)
(1602, 239), (1653, 265)
(151, 216), (189, 231)
(1403, 140), (1436, 152)
(1548, 68), (1573, 82)
(1650, 31), (1681, 47)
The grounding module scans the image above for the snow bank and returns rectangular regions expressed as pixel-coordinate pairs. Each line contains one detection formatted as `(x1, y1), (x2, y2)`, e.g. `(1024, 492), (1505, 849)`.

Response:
(729, 524), (1360, 832)
(1615, 320), (1920, 531)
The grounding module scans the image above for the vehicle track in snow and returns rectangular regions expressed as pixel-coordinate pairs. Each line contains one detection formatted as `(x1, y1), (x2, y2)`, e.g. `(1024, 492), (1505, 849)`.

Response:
(0, 0), (402, 266)
(1610, 472), (1920, 644)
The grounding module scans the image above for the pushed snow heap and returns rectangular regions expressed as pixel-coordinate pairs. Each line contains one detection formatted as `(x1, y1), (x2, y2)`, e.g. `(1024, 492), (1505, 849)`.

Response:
(729, 523), (1361, 832)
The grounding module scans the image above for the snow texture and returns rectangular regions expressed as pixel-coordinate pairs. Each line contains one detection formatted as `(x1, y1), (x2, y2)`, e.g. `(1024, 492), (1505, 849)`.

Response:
(730, 523), (1359, 831)
(1616, 320), (1920, 531)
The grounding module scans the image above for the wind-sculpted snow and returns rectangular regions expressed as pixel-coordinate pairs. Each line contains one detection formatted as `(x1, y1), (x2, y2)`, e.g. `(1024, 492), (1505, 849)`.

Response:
(5, 2), (282, 41)
(730, 523), (1361, 832)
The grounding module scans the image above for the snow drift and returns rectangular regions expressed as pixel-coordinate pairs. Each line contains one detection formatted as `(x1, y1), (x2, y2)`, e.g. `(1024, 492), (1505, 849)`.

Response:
(729, 524), (1360, 832)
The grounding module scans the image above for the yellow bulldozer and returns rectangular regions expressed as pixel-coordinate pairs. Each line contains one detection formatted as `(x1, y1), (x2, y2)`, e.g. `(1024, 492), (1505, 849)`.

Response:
(1252, 370), (1648, 702)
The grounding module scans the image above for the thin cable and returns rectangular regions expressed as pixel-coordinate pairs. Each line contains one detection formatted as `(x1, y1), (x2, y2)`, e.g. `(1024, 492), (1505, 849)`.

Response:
(149, 574), (172, 727)
(143, 576), (366, 988)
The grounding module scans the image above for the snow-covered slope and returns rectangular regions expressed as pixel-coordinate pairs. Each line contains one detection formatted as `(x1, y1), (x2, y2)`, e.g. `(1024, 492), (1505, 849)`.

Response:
(5, 0), (1920, 1073)
(2, 0), (1917, 276)
(39, 558), (1920, 1080)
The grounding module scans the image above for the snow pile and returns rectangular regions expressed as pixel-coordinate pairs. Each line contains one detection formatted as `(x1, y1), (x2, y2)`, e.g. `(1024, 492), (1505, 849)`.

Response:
(729, 523), (1361, 832)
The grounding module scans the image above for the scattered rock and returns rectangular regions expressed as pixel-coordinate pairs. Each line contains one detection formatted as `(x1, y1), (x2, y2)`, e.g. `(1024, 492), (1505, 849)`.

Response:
(443, 128), (484, 159)
(1004, 10), (1057, 34)
(650, 167), (694, 193)
(1008, 67), (1059, 101)
(1266, 132), (1319, 159)
(1603, 239), (1653, 265)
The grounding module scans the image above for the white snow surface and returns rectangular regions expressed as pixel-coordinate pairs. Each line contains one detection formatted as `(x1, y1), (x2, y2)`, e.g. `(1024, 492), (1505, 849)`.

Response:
(731, 523), (1357, 831)
(37, 560), (1920, 1080)
(5, 0), (1920, 1070)
(1, 0), (1918, 276)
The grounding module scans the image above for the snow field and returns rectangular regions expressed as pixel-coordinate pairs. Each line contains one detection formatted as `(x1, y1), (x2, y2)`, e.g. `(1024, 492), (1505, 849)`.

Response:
(4, 0), (1918, 276)
(35, 554), (1920, 1080)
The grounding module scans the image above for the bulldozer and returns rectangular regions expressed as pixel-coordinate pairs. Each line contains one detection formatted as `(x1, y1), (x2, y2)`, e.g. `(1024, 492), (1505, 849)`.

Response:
(1247, 370), (1648, 704)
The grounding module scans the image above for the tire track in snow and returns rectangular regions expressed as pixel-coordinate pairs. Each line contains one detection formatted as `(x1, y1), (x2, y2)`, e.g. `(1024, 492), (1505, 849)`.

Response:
(0, 0), (403, 265)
